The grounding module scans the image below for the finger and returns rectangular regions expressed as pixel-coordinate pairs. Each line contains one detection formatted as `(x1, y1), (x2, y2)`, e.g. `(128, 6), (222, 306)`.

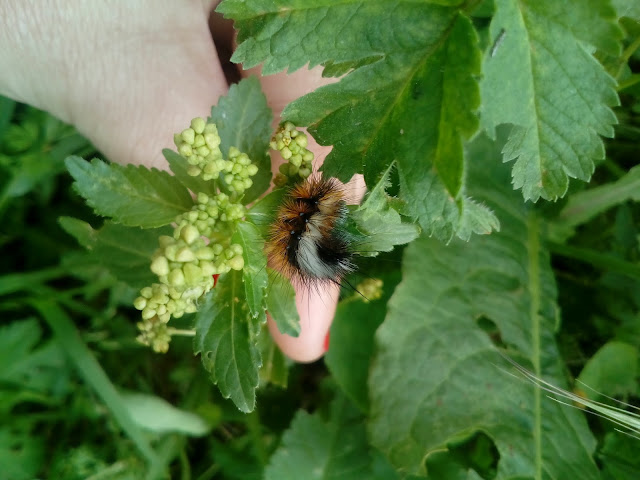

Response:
(240, 65), (341, 362)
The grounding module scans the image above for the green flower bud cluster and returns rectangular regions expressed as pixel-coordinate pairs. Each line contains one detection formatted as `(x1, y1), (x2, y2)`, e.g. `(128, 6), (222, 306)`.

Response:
(136, 116), (259, 352)
(224, 147), (259, 194)
(135, 285), (174, 353)
(176, 192), (245, 238)
(270, 122), (314, 186)
(174, 117), (230, 180)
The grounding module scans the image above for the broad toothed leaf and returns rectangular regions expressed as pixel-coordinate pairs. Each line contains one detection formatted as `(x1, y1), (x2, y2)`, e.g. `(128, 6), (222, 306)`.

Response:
(221, 1), (497, 241)
(194, 271), (262, 413)
(65, 156), (193, 228)
(369, 134), (599, 477)
(480, 0), (621, 201)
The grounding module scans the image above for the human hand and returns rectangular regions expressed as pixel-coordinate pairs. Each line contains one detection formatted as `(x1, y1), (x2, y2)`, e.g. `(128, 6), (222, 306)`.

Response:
(0, 0), (339, 362)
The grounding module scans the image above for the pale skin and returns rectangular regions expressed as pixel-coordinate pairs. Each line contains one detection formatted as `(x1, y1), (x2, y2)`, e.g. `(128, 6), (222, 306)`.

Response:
(0, 0), (342, 362)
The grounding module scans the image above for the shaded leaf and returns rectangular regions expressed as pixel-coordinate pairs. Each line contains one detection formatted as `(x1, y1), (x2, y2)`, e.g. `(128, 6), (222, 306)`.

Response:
(264, 393), (377, 480)
(577, 341), (638, 400)
(121, 392), (211, 437)
(65, 156), (193, 228)
(164, 148), (217, 196)
(265, 270), (300, 337)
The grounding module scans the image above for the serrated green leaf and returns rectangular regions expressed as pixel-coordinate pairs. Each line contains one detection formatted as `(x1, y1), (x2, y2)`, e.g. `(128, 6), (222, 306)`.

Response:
(193, 272), (261, 412)
(209, 76), (273, 204)
(481, 0), (621, 201)
(224, 2), (497, 240)
(369, 134), (599, 478)
(91, 222), (172, 290)
(352, 163), (420, 254)
(163, 148), (217, 196)
(65, 156), (193, 227)
(232, 222), (268, 319)
(120, 392), (211, 437)
(265, 269), (300, 337)
(264, 393), (375, 480)
(577, 341), (638, 400)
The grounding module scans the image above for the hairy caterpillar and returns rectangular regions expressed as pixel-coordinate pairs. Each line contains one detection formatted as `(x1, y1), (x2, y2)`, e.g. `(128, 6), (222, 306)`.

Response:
(266, 177), (356, 287)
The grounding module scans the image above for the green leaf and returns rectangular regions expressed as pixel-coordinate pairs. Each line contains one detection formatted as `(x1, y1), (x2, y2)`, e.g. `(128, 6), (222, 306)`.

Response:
(325, 271), (401, 412)
(246, 188), (286, 235)
(264, 393), (377, 480)
(58, 216), (98, 249)
(232, 222), (268, 320)
(368, 134), (599, 478)
(258, 331), (289, 388)
(352, 163), (420, 255)
(92, 222), (172, 290)
(555, 164), (640, 231)
(480, 0), (621, 201)
(65, 156), (193, 227)
(209, 76), (273, 204)
(612, 0), (640, 19)
(193, 271), (262, 412)
(599, 432), (640, 480)
(576, 341), (638, 400)
(0, 425), (44, 480)
(120, 392), (211, 437)
(223, 2), (497, 240)
(265, 270), (300, 337)
(31, 300), (162, 468)
(164, 148), (217, 196)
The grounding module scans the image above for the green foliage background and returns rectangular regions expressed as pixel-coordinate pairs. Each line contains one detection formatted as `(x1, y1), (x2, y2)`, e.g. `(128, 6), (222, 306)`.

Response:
(1, 0), (640, 479)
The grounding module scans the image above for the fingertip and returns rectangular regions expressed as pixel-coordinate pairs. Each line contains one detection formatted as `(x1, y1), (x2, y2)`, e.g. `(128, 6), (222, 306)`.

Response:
(267, 283), (339, 363)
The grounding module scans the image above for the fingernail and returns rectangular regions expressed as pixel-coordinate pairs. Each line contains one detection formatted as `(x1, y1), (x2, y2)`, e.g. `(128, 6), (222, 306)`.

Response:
(323, 331), (330, 352)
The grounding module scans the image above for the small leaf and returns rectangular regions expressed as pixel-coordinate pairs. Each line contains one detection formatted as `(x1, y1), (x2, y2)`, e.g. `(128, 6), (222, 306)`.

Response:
(577, 341), (638, 400)
(120, 392), (211, 436)
(209, 76), (273, 204)
(265, 270), (300, 337)
(193, 272), (261, 413)
(164, 148), (216, 196)
(246, 188), (286, 235)
(351, 163), (420, 255)
(58, 216), (98, 249)
(264, 393), (375, 480)
(232, 222), (268, 319)
(555, 165), (640, 231)
(65, 156), (193, 227)
(325, 271), (401, 412)
(481, 0), (621, 201)
(258, 330), (289, 388)
(92, 222), (172, 290)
